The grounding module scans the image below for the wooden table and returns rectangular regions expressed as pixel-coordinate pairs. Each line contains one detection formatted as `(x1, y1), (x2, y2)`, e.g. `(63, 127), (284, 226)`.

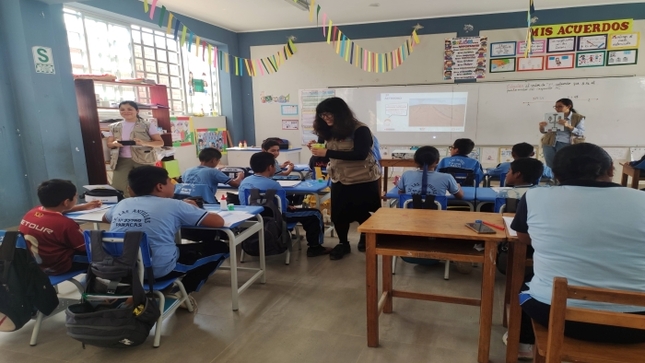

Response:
(358, 208), (508, 363)
(620, 163), (645, 189)
(502, 214), (529, 363)
(380, 158), (417, 196)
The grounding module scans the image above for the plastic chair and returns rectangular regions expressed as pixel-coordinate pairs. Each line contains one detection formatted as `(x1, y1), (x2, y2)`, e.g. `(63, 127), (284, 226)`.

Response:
(439, 167), (478, 187)
(532, 277), (645, 363)
(238, 189), (302, 265)
(392, 195), (451, 280)
(0, 231), (87, 346)
(174, 183), (217, 204)
(83, 230), (228, 347)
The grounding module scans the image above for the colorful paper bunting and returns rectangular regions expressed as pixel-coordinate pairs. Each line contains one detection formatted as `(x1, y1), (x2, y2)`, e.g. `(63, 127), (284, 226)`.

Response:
(143, 0), (296, 77)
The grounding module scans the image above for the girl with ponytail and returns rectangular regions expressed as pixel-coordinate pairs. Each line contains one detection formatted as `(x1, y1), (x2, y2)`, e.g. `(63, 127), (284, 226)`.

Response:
(396, 146), (464, 199)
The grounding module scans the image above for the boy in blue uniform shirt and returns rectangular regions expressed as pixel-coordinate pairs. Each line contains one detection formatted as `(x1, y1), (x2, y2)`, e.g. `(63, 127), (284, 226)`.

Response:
(397, 146), (464, 199)
(103, 166), (227, 307)
(486, 142), (554, 181)
(182, 148), (243, 197)
(262, 138), (294, 176)
(437, 138), (485, 186)
(494, 157), (544, 212)
(239, 152), (330, 257)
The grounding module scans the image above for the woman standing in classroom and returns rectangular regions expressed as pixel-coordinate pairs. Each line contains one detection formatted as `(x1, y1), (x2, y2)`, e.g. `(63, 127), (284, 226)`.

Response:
(106, 101), (164, 197)
(539, 98), (586, 168)
(309, 97), (381, 260)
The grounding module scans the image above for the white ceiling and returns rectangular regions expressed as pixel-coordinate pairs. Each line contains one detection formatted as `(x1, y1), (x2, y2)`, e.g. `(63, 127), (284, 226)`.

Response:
(148, 0), (643, 33)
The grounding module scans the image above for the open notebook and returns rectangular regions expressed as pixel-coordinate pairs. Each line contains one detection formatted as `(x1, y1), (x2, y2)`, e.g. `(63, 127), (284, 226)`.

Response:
(502, 216), (517, 237)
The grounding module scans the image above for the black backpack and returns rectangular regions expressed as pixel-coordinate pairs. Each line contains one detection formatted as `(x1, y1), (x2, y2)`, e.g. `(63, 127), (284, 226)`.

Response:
(0, 232), (59, 332)
(81, 188), (124, 203)
(242, 189), (289, 256)
(65, 231), (160, 348)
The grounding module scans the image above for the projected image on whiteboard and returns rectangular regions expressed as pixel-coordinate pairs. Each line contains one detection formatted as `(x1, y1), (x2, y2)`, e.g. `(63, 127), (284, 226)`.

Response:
(377, 92), (468, 132)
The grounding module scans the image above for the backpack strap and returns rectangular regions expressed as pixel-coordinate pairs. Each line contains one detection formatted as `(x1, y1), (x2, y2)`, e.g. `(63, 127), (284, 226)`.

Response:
(411, 194), (438, 210)
(122, 231), (154, 293)
(250, 189), (261, 204)
(0, 232), (18, 281)
(264, 189), (277, 205)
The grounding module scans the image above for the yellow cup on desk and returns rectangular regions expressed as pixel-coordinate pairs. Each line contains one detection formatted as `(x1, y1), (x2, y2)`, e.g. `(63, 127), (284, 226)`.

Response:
(312, 143), (325, 149)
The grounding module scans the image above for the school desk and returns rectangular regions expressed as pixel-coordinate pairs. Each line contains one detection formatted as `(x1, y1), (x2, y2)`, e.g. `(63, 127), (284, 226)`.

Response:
(474, 188), (498, 211)
(620, 162), (645, 189)
(70, 205), (266, 312)
(358, 208), (508, 363)
(385, 186), (477, 211)
(379, 158), (417, 196)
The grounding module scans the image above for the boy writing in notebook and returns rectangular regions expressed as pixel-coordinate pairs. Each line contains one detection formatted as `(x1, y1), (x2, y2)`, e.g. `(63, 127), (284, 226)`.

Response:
(239, 152), (330, 257)
(486, 142), (554, 181)
(437, 138), (485, 185)
(182, 147), (243, 197)
(262, 138), (294, 176)
(19, 179), (101, 275)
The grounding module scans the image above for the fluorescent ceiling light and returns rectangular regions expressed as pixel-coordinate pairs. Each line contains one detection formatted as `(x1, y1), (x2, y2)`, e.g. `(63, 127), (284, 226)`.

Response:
(284, 0), (310, 11)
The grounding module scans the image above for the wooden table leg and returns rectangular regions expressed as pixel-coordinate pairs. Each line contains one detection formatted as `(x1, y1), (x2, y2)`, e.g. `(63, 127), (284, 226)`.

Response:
(631, 169), (641, 189)
(382, 255), (393, 314)
(478, 240), (497, 363)
(506, 242), (528, 363)
(621, 170), (629, 187)
(366, 232), (379, 347)
(503, 243), (515, 328)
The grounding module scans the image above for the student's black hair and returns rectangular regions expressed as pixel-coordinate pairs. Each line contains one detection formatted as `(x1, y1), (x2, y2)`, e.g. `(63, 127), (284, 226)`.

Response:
(556, 98), (577, 114)
(261, 139), (280, 151)
(414, 146), (441, 195)
(249, 152), (276, 174)
(37, 179), (77, 207)
(552, 143), (612, 183)
(128, 165), (169, 196)
(198, 147), (222, 162)
(511, 142), (535, 158)
(314, 97), (358, 141)
(118, 100), (144, 121)
(509, 158), (544, 185)
(453, 138), (475, 156)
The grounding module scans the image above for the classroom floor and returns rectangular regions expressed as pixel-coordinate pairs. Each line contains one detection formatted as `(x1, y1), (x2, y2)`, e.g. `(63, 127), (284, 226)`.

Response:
(0, 225), (510, 363)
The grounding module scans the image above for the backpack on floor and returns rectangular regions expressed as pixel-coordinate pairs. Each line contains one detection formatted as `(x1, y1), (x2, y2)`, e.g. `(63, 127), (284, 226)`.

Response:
(0, 232), (59, 332)
(65, 231), (160, 348)
(242, 189), (289, 256)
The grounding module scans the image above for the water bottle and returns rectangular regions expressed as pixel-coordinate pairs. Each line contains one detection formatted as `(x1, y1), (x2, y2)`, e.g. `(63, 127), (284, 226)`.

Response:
(220, 194), (227, 211)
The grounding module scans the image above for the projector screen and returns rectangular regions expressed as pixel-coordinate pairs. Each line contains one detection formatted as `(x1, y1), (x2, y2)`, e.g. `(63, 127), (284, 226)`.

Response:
(335, 84), (479, 146)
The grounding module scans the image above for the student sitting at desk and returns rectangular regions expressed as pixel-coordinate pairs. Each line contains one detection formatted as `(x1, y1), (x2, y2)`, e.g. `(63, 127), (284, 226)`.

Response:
(239, 152), (331, 258)
(182, 147), (243, 196)
(486, 142), (554, 180)
(495, 158), (544, 200)
(103, 166), (227, 308)
(19, 179), (101, 275)
(510, 143), (645, 359)
(437, 138), (484, 185)
(396, 146), (464, 199)
(262, 138), (294, 176)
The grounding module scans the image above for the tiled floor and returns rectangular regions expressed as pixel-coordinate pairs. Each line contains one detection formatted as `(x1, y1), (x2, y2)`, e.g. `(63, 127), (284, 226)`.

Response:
(0, 226), (510, 363)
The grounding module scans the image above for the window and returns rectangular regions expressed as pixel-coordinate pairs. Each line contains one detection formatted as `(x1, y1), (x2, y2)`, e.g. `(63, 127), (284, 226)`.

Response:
(63, 7), (221, 115)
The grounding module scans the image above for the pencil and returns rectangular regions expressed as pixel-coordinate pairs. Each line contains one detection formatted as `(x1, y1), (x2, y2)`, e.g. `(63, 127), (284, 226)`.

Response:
(482, 221), (505, 231)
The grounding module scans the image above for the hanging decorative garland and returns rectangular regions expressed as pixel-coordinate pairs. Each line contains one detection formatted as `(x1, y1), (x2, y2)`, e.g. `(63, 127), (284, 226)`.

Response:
(524, 0), (536, 57)
(143, 0), (296, 77)
(302, 0), (421, 73)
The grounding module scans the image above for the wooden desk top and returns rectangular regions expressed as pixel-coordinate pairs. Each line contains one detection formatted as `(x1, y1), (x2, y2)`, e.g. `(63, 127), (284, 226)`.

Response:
(358, 208), (507, 241)
(380, 159), (417, 167)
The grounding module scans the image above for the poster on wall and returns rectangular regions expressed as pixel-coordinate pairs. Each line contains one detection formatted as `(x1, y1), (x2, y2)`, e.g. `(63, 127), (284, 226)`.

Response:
(517, 56), (545, 71)
(195, 128), (228, 155)
(282, 119), (299, 130)
(577, 35), (607, 51)
(606, 50), (638, 65)
(444, 36), (488, 81)
(609, 33), (640, 49)
(576, 51), (606, 68)
(517, 39), (546, 55)
(490, 42), (516, 57)
(170, 116), (194, 147)
(547, 37), (576, 53)
(490, 58), (516, 73)
(546, 54), (574, 70)
(299, 89), (336, 145)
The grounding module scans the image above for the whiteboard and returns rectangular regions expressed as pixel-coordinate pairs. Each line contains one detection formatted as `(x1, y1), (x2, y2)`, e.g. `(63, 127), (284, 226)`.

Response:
(327, 76), (645, 147)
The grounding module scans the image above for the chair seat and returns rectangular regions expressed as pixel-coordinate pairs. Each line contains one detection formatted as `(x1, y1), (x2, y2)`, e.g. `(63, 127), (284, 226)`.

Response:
(173, 252), (230, 273)
(286, 222), (298, 230)
(533, 320), (645, 363)
(48, 269), (86, 286)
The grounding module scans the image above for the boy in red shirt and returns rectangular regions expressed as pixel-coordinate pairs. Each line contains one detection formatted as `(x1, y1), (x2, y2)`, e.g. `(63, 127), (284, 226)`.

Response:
(19, 179), (100, 275)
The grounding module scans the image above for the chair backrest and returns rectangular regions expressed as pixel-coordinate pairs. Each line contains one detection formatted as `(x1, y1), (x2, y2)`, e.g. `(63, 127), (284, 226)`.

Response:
(240, 188), (287, 212)
(496, 197), (520, 213)
(174, 183), (216, 204)
(544, 277), (645, 363)
(499, 172), (507, 187)
(399, 194), (446, 210)
(0, 231), (27, 249)
(439, 167), (477, 187)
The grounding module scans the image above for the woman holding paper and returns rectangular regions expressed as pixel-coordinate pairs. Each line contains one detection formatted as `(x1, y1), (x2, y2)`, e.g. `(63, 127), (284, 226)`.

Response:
(309, 97), (381, 260)
(538, 98), (585, 168)
(106, 101), (164, 197)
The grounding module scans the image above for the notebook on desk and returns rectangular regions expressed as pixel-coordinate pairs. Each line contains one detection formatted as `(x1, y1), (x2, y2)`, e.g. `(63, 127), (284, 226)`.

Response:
(277, 180), (301, 188)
